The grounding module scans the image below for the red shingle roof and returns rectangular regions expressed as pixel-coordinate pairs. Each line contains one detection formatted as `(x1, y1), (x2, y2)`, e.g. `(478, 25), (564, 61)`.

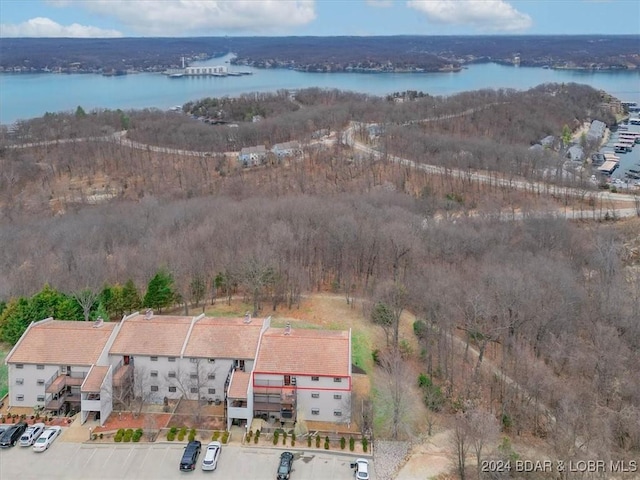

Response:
(109, 315), (192, 356)
(183, 317), (265, 359)
(6, 320), (116, 366)
(227, 370), (251, 399)
(81, 366), (110, 392)
(255, 328), (350, 377)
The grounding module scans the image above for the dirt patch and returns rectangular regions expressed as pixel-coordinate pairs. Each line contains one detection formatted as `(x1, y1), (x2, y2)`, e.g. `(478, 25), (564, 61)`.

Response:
(94, 412), (171, 433)
(395, 429), (454, 480)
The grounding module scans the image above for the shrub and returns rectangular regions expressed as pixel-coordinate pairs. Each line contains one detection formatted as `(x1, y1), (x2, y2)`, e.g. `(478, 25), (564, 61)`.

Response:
(167, 431), (176, 441)
(282, 431), (287, 445)
(324, 436), (330, 450)
(212, 431), (220, 441)
(254, 432), (259, 444)
(117, 428), (125, 436)
(133, 429), (143, 442)
(247, 430), (253, 441)
(221, 431), (229, 444)
(349, 437), (355, 452)
(91, 433), (97, 441)
(340, 437), (346, 450)
(315, 435), (321, 448)
(255, 429), (260, 438)
(307, 435), (312, 447)
(362, 437), (369, 453)
(169, 426), (178, 435)
(123, 429), (133, 442)
(114, 430), (123, 442)
(291, 433), (296, 447)
(188, 428), (196, 442)
(99, 433), (104, 439)
(273, 431), (279, 445)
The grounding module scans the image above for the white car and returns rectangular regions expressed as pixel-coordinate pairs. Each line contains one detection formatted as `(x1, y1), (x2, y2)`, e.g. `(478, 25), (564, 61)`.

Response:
(19, 423), (45, 446)
(201, 441), (221, 471)
(32, 426), (62, 452)
(353, 458), (370, 480)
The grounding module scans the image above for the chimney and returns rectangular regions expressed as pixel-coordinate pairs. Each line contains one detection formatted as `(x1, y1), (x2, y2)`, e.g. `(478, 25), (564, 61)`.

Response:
(243, 312), (251, 324)
(145, 308), (153, 320)
(284, 322), (291, 335)
(93, 316), (104, 328)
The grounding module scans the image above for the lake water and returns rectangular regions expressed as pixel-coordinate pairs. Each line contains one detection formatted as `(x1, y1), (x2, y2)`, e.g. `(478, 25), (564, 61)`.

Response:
(2, 53), (639, 124)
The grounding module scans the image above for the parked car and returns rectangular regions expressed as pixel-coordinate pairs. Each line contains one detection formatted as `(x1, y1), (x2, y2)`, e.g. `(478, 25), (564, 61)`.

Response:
(0, 422), (28, 447)
(33, 426), (62, 452)
(201, 441), (221, 471)
(351, 458), (370, 480)
(19, 422), (46, 446)
(179, 440), (201, 471)
(277, 451), (294, 480)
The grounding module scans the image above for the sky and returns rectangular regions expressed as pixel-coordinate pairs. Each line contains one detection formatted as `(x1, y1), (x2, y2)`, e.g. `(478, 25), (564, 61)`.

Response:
(0, 0), (639, 38)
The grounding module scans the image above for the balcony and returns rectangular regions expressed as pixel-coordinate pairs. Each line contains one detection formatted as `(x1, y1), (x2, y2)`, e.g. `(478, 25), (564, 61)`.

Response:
(45, 374), (85, 394)
(45, 391), (81, 411)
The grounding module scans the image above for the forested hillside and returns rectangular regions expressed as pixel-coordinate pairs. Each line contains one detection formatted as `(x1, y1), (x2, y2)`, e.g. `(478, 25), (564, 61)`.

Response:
(0, 83), (638, 470)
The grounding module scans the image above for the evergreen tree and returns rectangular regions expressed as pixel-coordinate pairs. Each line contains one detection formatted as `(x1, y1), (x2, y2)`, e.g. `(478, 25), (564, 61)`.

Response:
(121, 279), (141, 313)
(143, 269), (175, 313)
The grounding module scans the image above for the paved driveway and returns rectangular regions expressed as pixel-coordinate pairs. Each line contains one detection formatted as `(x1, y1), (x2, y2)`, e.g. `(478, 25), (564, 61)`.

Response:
(0, 442), (372, 480)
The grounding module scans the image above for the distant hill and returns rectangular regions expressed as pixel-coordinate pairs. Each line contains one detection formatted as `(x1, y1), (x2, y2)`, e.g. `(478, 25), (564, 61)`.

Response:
(0, 35), (638, 74)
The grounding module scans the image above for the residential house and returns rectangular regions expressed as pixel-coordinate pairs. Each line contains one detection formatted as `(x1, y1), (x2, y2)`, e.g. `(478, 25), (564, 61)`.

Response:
(566, 145), (584, 161)
(271, 141), (302, 159)
(238, 145), (267, 167)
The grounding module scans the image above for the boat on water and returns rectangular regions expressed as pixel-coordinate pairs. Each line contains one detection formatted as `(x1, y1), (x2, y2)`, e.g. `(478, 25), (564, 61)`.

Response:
(168, 73), (184, 78)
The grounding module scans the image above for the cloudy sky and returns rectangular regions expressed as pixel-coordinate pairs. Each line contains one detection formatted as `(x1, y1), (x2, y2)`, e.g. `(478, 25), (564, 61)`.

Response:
(0, 0), (638, 37)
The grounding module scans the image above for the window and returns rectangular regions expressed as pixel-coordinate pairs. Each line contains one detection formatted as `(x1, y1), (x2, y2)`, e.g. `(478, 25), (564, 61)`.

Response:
(37, 379), (45, 385)
(208, 388), (216, 395)
(150, 385), (159, 392)
(334, 410), (342, 417)
(150, 370), (158, 378)
(333, 377), (342, 383)
(16, 394), (24, 401)
(16, 364), (24, 369)
(207, 374), (216, 380)
(190, 373), (198, 379)
(311, 393), (320, 399)
(208, 358), (215, 364)
(284, 375), (291, 386)
(168, 371), (176, 378)
(311, 409), (319, 415)
(168, 357), (176, 362)
(168, 386), (177, 393)
(37, 395), (45, 402)
(36, 364), (45, 370)
(15, 378), (24, 385)
(190, 387), (198, 394)
(311, 376), (319, 382)
(190, 358), (198, 363)
(150, 356), (158, 362)
(334, 394), (342, 400)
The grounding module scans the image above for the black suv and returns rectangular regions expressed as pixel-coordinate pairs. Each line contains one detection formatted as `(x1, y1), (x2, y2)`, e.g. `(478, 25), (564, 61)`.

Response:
(277, 451), (294, 480)
(0, 422), (28, 448)
(179, 440), (202, 471)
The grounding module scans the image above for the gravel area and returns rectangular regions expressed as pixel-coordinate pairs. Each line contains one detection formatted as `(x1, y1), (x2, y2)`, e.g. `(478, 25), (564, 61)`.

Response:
(373, 440), (411, 480)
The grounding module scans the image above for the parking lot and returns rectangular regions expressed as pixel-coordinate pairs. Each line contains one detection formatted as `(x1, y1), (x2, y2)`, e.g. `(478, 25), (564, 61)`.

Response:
(0, 441), (373, 480)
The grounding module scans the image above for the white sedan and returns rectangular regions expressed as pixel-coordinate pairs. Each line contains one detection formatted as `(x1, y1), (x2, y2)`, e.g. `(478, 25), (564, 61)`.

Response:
(32, 426), (62, 452)
(201, 441), (222, 471)
(19, 423), (45, 446)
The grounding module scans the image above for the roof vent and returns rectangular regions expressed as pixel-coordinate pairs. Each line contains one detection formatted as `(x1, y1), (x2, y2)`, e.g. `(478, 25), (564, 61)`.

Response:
(243, 312), (251, 324)
(284, 322), (292, 335)
(145, 308), (153, 320)
(92, 317), (104, 328)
